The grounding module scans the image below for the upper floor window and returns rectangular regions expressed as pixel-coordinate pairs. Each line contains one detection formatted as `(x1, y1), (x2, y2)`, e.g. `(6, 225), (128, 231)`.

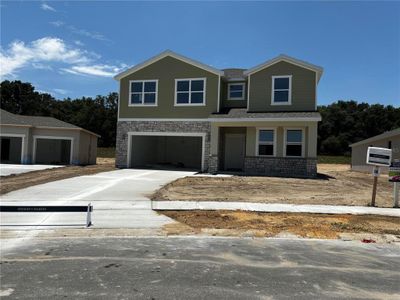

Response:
(257, 129), (275, 156)
(129, 80), (158, 106)
(285, 129), (304, 157)
(271, 75), (292, 105)
(228, 83), (245, 100)
(175, 78), (206, 106)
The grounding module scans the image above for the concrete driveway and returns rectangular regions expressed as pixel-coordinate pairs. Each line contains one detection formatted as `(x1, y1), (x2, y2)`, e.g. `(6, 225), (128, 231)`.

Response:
(0, 164), (63, 176)
(0, 169), (196, 228)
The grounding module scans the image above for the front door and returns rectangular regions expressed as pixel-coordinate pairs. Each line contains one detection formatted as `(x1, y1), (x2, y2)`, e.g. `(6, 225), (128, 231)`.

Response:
(224, 134), (245, 171)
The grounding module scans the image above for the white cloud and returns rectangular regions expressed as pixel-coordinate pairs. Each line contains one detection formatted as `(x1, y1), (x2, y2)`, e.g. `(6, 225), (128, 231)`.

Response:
(0, 37), (90, 77)
(0, 37), (125, 79)
(41, 2), (56, 12)
(50, 20), (64, 27)
(32, 62), (53, 70)
(53, 88), (69, 95)
(49, 21), (110, 42)
(62, 64), (127, 77)
(74, 40), (84, 46)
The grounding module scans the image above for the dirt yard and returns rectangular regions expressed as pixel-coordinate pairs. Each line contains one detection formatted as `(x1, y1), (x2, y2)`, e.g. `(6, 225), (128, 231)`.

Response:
(161, 210), (400, 240)
(152, 164), (394, 207)
(0, 158), (115, 195)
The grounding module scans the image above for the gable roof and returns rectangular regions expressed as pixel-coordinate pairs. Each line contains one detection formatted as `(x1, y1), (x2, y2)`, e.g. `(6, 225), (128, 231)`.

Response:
(0, 109), (100, 137)
(243, 54), (324, 82)
(349, 128), (400, 147)
(222, 68), (246, 81)
(114, 50), (224, 80)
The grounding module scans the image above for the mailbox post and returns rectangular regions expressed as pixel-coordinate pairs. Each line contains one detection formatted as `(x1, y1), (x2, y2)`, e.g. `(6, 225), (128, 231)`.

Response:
(366, 147), (392, 207)
(389, 161), (400, 208)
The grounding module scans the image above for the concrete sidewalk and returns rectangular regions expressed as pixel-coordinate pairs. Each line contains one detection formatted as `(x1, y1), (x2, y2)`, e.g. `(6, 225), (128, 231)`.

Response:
(0, 164), (63, 176)
(152, 201), (400, 217)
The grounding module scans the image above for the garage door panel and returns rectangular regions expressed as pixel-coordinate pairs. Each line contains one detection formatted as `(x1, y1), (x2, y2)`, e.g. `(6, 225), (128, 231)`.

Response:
(0, 136), (22, 164)
(130, 135), (202, 170)
(35, 139), (71, 165)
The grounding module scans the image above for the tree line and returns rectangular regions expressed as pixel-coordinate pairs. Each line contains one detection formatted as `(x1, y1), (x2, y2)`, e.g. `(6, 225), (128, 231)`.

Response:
(1, 80), (399, 154)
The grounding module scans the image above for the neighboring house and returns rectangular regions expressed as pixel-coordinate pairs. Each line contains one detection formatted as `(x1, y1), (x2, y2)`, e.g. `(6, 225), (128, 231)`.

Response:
(350, 128), (400, 172)
(0, 109), (99, 165)
(114, 50), (323, 178)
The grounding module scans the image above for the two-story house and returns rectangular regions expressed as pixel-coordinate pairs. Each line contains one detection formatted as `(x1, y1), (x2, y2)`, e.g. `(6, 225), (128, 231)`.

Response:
(114, 50), (323, 178)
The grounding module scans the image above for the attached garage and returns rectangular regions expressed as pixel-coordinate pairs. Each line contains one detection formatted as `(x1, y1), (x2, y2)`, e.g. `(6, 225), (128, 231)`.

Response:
(0, 135), (23, 164)
(33, 137), (72, 165)
(0, 109), (99, 165)
(128, 132), (205, 171)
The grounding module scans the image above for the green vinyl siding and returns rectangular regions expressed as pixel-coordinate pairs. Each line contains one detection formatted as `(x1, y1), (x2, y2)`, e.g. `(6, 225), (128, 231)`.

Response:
(248, 61), (316, 112)
(119, 56), (219, 119)
(220, 81), (247, 110)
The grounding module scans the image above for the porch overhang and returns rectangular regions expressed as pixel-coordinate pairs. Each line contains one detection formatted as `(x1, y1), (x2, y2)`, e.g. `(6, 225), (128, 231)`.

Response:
(209, 109), (322, 123)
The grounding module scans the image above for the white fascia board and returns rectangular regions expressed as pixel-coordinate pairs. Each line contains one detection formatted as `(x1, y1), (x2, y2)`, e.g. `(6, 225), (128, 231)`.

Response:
(244, 54), (324, 82)
(114, 50), (224, 80)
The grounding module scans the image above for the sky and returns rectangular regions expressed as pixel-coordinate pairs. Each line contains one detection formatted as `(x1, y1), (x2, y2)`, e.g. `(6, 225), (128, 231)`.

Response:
(1, 1), (399, 106)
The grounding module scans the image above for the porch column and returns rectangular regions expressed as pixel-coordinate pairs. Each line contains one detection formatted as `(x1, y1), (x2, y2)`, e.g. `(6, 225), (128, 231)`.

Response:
(208, 124), (220, 173)
(307, 123), (318, 158)
(210, 123), (219, 156)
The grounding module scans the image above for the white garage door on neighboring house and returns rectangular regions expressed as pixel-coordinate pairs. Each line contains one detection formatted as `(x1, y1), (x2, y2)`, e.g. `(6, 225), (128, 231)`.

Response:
(128, 132), (205, 171)
(34, 137), (73, 165)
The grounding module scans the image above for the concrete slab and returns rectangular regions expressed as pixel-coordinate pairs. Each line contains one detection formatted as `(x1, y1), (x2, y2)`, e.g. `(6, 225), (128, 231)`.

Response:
(0, 164), (63, 176)
(0, 169), (195, 229)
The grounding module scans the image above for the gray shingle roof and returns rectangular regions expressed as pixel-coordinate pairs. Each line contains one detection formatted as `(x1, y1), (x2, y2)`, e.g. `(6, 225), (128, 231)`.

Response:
(0, 109), (99, 136)
(209, 108), (321, 120)
(350, 128), (400, 147)
(222, 68), (246, 80)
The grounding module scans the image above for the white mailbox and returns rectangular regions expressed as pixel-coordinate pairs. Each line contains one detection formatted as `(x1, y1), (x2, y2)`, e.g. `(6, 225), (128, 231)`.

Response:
(366, 147), (392, 167)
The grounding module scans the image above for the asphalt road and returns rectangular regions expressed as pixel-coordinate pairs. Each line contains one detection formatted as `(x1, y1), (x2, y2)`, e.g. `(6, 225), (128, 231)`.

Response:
(1, 237), (399, 299)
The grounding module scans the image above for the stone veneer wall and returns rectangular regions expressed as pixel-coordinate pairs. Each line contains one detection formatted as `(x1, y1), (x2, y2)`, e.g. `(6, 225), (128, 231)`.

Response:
(208, 155), (219, 174)
(116, 121), (211, 169)
(244, 157), (317, 178)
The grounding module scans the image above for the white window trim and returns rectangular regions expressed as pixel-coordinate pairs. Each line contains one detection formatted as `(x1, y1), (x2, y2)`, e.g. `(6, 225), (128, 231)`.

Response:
(32, 135), (74, 164)
(0, 133), (25, 164)
(127, 132), (206, 171)
(283, 128), (305, 158)
(227, 82), (245, 100)
(256, 128), (276, 157)
(271, 75), (292, 106)
(129, 79), (158, 107)
(174, 78), (206, 106)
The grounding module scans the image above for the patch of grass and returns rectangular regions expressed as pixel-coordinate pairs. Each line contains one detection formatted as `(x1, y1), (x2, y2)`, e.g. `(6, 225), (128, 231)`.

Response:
(97, 147), (115, 158)
(318, 155), (351, 164)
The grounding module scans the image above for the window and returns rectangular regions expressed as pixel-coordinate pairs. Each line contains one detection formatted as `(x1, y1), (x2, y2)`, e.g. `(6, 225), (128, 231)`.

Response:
(175, 78), (206, 105)
(285, 129), (303, 157)
(228, 83), (245, 100)
(388, 141), (392, 149)
(129, 80), (158, 106)
(272, 75), (292, 105)
(257, 129), (275, 156)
